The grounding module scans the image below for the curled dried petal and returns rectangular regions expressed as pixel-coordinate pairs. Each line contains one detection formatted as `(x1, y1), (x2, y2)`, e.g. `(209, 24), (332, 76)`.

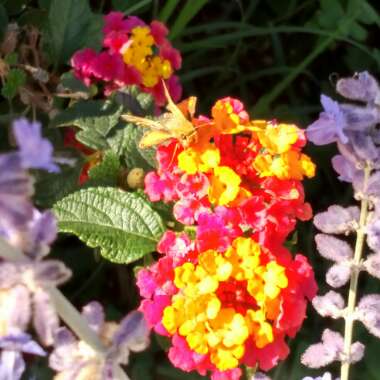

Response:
(312, 291), (345, 318)
(315, 234), (353, 262)
(314, 205), (359, 234)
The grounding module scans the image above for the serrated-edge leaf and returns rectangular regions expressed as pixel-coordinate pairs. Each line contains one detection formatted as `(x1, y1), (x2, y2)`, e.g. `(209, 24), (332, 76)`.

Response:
(53, 187), (165, 263)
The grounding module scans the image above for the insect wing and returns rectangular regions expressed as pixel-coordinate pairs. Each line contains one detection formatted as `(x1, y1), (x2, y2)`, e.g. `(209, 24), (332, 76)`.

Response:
(121, 114), (165, 131)
(139, 130), (173, 148)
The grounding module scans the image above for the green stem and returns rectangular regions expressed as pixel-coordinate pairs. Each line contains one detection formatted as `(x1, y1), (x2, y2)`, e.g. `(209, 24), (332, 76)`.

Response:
(244, 365), (257, 379)
(340, 165), (371, 380)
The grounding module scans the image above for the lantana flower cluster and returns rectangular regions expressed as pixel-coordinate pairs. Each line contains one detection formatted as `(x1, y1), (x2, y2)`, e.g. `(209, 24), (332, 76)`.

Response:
(301, 72), (380, 380)
(71, 11), (182, 106)
(137, 97), (318, 379)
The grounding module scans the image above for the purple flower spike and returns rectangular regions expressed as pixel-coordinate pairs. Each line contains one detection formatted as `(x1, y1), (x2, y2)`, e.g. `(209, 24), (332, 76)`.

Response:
(312, 291), (345, 318)
(315, 234), (353, 262)
(314, 205), (359, 234)
(357, 294), (380, 338)
(306, 95), (348, 145)
(336, 71), (380, 104)
(12, 118), (59, 172)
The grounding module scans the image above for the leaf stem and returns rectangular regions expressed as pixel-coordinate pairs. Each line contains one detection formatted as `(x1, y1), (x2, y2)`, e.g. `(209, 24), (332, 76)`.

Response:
(340, 165), (371, 380)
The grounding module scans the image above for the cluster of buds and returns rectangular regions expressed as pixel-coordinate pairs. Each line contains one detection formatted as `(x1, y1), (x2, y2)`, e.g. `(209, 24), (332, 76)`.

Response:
(137, 96), (318, 379)
(301, 72), (380, 380)
(71, 12), (182, 106)
(0, 119), (149, 379)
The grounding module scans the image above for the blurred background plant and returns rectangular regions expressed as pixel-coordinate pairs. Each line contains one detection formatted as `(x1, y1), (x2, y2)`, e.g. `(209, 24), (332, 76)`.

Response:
(1, 0), (380, 379)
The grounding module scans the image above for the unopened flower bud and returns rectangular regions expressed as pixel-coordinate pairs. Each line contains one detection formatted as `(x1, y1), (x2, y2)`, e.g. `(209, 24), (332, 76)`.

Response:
(127, 168), (145, 189)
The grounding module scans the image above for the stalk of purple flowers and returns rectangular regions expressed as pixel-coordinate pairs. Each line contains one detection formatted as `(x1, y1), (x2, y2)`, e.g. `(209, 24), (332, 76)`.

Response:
(0, 118), (150, 379)
(301, 72), (380, 380)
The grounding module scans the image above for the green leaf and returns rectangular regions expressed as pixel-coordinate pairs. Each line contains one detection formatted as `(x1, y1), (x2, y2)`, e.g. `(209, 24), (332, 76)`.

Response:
(53, 187), (166, 263)
(51, 100), (123, 151)
(34, 154), (83, 208)
(59, 71), (93, 95)
(1, 68), (26, 99)
(46, 0), (101, 66)
(87, 151), (121, 187)
(4, 52), (18, 65)
(106, 122), (153, 171)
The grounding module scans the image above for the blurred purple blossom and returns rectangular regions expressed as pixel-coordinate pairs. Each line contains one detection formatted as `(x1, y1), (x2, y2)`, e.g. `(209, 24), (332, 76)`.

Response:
(0, 258), (71, 345)
(0, 333), (45, 380)
(336, 71), (380, 104)
(312, 291), (345, 318)
(0, 153), (33, 230)
(331, 155), (364, 188)
(49, 303), (150, 379)
(307, 95), (348, 145)
(12, 118), (59, 172)
(301, 329), (364, 369)
(251, 373), (271, 380)
(315, 234), (353, 262)
(313, 205), (359, 235)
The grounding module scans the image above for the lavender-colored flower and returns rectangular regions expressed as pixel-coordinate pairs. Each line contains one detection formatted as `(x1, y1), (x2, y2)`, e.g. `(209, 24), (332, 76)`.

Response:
(331, 155), (364, 189)
(301, 329), (364, 369)
(302, 372), (338, 380)
(0, 333), (45, 380)
(315, 234), (353, 262)
(363, 252), (380, 279)
(313, 205), (359, 235)
(251, 373), (271, 380)
(326, 262), (352, 288)
(302, 372), (340, 380)
(0, 258), (71, 346)
(307, 95), (348, 145)
(0, 153), (33, 229)
(12, 118), (59, 172)
(366, 220), (380, 252)
(49, 303), (150, 379)
(336, 71), (380, 104)
(312, 291), (345, 318)
(2, 209), (57, 259)
(357, 294), (380, 338)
